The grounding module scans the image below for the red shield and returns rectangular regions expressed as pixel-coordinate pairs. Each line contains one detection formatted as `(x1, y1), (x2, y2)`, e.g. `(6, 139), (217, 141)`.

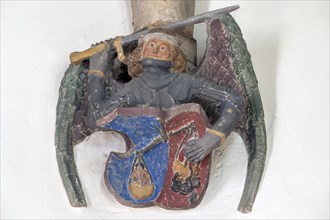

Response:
(156, 103), (212, 209)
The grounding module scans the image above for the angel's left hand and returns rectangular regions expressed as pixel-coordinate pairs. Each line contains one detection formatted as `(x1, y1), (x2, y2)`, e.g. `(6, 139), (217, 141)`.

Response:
(184, 132), (221, 163)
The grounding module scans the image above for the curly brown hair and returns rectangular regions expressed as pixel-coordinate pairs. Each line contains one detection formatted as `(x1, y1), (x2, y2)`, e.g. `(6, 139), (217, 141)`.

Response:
(123, 39), (187, 78)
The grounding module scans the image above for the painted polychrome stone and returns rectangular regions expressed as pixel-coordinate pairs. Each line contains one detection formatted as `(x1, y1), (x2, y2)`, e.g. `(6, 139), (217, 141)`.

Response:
(55, 5), (267, 213)
(98, 104), (211, 209)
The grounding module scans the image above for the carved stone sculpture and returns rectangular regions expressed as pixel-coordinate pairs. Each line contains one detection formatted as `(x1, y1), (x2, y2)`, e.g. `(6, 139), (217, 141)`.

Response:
(55, 2), (266, 213)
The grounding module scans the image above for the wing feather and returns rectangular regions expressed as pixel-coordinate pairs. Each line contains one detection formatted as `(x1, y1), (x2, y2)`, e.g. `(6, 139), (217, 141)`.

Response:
(55, 62), (89, 207)
(195, 14), (267, 213)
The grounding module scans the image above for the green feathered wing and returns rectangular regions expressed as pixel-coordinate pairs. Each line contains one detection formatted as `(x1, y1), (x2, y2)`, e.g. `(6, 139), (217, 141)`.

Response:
(194, 14), (267, 213)
(55, 62), (89, 207)
(225, 15), (267, 214)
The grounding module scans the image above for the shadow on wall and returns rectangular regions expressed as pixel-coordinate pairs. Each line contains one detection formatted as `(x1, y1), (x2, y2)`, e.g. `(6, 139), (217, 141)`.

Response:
(125, 0), (134, 33)
(194, 1), (209, 64)
(249, 30), (278, 161)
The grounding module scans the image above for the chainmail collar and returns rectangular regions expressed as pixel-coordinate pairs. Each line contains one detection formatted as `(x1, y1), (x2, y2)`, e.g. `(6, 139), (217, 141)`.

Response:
(139, 58), (178, 90)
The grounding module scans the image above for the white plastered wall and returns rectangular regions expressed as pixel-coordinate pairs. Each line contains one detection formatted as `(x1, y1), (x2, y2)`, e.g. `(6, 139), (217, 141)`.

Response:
(1, 1), (329, 219)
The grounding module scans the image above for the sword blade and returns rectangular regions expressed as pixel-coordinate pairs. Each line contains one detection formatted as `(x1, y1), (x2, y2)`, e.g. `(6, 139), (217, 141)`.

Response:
(122, 5), (240, 46)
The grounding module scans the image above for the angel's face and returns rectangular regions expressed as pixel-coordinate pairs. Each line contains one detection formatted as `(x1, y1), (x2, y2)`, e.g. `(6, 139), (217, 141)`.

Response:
(142, 38), (171, 61)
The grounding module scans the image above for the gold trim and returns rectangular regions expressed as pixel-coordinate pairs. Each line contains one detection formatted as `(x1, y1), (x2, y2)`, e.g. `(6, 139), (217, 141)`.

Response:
(70, 42), (109, 65)
(113, 36), (125, 62)
(206, 128), (226, 143)
(88, 69), (105, 78)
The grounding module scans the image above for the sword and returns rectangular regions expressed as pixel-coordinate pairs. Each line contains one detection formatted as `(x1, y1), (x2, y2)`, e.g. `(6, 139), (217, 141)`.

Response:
(70, 5), (239, 65)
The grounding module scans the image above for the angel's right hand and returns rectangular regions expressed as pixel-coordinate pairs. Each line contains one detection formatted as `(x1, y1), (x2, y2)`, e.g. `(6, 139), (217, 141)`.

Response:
(113, 36), (125, 62)
(184, 131), (221, 163)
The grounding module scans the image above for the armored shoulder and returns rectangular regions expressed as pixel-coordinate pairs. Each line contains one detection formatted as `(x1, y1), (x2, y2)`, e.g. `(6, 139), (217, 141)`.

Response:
(167, 73), (203, 102)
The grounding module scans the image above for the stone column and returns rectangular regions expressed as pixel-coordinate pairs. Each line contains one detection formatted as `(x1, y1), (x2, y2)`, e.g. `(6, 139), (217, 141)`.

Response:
(130, 0), (197, 66)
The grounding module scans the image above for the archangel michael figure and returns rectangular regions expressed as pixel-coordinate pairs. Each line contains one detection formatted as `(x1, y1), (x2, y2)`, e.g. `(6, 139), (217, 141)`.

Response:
(55, 4), (267, 213)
